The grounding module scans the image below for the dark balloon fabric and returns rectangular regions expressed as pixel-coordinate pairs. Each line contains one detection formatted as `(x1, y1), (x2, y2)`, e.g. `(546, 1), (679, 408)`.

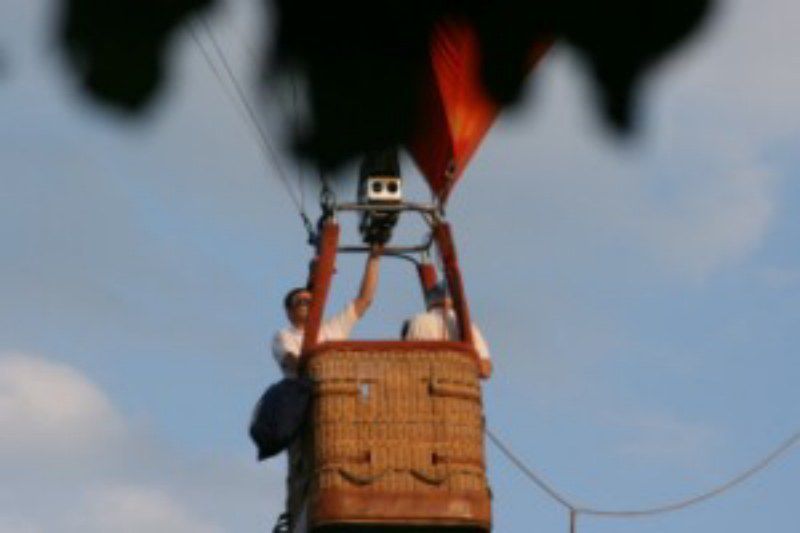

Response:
(249, 377), (312, 461)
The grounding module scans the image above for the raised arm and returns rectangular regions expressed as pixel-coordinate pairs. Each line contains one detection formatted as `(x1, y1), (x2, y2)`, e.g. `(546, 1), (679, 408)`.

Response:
(352, 245), (382, 318)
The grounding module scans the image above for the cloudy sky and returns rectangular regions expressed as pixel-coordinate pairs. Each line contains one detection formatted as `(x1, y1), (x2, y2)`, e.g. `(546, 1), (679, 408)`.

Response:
(2, 1), (799, 532)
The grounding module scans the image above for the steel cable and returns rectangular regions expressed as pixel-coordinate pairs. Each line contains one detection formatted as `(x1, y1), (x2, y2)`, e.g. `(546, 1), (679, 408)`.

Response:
(187, 24), (258, 146)
(191, 17), (305, 215)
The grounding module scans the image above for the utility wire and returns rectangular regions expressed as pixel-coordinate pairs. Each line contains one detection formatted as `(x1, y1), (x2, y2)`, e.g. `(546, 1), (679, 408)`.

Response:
(487, 426), (800, 531)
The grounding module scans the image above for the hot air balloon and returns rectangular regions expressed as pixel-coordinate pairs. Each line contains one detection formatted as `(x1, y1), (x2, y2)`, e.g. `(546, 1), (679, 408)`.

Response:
(283, 19), (552, 532)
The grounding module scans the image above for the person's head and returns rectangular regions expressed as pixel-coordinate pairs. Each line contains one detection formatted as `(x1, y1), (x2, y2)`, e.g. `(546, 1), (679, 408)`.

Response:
(284, 287), (312, 327)
(424, 281), (452, 310)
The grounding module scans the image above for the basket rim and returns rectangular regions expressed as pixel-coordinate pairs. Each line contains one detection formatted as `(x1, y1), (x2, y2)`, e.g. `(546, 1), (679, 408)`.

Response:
(306, 340), (478, 357)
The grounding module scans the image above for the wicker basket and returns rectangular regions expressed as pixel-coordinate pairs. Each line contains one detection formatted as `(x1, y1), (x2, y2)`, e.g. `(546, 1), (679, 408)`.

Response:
(289, 341), (491, 531)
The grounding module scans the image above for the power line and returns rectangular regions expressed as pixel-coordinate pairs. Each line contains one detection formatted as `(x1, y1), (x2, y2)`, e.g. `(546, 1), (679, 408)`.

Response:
(487, 426), (800, 532)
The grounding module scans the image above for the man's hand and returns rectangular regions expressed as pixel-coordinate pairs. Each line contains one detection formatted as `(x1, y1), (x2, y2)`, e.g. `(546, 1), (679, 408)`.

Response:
(369, 243), (384, 257)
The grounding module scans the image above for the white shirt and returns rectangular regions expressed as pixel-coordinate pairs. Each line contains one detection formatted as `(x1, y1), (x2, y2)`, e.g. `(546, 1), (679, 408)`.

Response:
(272, 302), (358, 377)
(404, 308), (491, 362)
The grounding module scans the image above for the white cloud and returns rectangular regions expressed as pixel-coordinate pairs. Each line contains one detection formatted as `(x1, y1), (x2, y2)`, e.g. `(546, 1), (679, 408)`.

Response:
(459, 22), (783, 283)
(0, 353), (125, 455)
(669, 0), (800, 126)
(73, 485), (223, 533)
(0, 353), (282, 533)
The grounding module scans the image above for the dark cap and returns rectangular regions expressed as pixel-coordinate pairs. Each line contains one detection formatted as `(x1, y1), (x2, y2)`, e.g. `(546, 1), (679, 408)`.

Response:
(425, 281), (450, 308)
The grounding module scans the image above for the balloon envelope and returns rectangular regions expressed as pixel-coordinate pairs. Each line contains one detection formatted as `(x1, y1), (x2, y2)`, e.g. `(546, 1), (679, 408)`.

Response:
(409, 20), (551, 202)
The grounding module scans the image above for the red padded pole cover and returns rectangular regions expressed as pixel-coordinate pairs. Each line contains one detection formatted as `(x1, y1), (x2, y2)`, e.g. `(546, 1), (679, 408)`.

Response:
(301, 220), (340, 357)
(417, 262), (439, 299)
(432, 222), (473, 345)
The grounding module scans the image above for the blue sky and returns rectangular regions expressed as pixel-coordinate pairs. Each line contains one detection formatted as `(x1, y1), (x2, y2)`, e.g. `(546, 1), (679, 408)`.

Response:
(1, 1), (799, 532)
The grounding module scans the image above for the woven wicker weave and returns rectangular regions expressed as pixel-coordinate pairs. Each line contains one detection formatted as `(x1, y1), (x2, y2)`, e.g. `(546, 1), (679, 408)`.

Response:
(289, 342), (491, 531)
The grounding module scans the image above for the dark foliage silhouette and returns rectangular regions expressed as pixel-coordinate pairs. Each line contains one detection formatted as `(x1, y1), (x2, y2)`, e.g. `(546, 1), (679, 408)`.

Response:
(59, 0), (713, 171)
(61, 0), (214, 110)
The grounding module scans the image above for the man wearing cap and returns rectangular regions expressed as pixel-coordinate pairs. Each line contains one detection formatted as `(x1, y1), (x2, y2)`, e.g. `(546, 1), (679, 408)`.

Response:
(272, 245), (382, 377)
(402, 281), (493, 378)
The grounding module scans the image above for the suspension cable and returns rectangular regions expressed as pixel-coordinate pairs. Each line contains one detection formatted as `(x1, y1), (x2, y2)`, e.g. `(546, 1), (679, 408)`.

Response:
(290, 74), (306, 209)
(190, 16), (313, 236)
(487, 426), (800, 531)
(187, 24), (256, 145)
(289, 74), (315, 242)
